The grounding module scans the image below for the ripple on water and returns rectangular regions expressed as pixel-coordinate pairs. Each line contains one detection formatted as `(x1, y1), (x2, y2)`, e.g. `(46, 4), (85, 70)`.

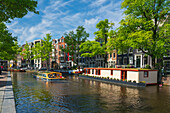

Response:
(12, 73), (170, 113)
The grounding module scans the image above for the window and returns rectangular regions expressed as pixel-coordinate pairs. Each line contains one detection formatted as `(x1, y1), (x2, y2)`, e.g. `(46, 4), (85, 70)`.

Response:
(59, 51), (61, 55)
(137, 49), (142, 53)
(144, 71), (148, 78)
(129, 48), (133, 53)
(144, 56), (148, 65)
(98, 69), (100, 75)
(129, 56), (133, 64)
(118, 57), (122, 65)
(96, 69), (98, 75)
(62, 39), (64, 42)
(92, 69), (94, 74)
(59, 57), (64, 60)
(88, 69), (90, 74)
(110, 53), (112, 58)
(113, 53), (115, 58)
(111, 70), (113, 75)
(123, 57), (127, 65)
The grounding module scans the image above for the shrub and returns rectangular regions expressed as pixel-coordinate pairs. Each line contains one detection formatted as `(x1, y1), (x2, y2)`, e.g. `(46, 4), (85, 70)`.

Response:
(124, 79), (127, 81)
(127, 64), (130, 68)
(114, 78), (116, 80)
(140, 81), (146, 83)
(117, 78), (119, 81)
(145, 65), (151, 69)
(133, 80), (136, 83)
(107, 77), (109, 79)
(128, 80), (131, 82)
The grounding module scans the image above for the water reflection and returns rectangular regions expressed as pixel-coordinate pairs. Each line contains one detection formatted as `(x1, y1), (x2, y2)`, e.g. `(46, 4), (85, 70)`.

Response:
(12, 72), (170, 113)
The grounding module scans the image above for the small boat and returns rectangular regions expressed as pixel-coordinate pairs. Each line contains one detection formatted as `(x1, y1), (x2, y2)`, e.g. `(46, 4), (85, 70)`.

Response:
(33, 72), (66, 81)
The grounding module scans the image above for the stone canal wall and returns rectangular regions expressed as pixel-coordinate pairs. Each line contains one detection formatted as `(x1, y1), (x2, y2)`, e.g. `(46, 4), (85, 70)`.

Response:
(79, 75), (146, 87)
(162, 76), (170, 85)
(0, 72), (16, 113)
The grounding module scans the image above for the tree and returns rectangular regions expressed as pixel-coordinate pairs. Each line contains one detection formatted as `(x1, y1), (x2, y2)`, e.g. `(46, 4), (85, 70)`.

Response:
(32, 42), (42, 61)
(94, 19), (114, 67)
(107, 23), (131, 65)
(20, 41), (32, 68)
(41, 34), (52, 70)
(61, 26), (89, 69)
(0, 23), (18, 60)
(32, 34), (52, 70)
(108, 0), (170, 68)
(0, 0), (39, 22)
(80, 41), (105, 57)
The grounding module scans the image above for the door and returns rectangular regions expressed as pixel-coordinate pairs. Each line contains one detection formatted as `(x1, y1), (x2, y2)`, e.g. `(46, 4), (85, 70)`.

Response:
(121, 71), (127, 80)
(136, 56), (141, 68)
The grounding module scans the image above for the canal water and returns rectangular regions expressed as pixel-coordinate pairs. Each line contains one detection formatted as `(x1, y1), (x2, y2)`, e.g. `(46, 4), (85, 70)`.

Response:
(11, 72), (170, 113)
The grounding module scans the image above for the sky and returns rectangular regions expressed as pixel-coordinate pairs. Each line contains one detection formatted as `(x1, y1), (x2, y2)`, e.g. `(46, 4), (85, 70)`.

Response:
(6, 0), (125, 45)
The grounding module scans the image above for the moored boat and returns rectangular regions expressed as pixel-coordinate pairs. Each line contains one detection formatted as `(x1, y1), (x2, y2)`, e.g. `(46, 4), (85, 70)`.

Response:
(33, 72), (66, 81)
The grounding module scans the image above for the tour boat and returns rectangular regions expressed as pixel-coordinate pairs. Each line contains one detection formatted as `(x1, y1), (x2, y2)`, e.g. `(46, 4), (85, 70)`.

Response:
(33, 72), (66, 81)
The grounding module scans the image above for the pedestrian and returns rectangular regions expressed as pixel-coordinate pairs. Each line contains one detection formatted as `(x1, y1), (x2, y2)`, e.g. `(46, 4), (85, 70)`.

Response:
(0, 66), (2, 75)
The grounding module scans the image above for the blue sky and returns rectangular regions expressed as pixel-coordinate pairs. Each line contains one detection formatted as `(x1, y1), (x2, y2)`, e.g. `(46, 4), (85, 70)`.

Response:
(6, 0), (124, 45)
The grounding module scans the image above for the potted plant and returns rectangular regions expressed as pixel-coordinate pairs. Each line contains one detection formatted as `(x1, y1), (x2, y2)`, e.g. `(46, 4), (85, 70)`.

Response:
(133, 80), (136, 83)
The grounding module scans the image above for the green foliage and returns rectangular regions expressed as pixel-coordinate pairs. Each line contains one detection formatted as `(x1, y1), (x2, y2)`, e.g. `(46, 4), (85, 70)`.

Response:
(80, 40), (105, 57)
(61, 26), (89, 67)
(109, 0), (170, 68)
(0, 0), (39, 22)
(41, 34), (52, 62)
(145, 64), (151, 69)
(94, 19), (114, 41)
(32, 34), (52, 70)
(20, 41), (32, 67)
(0, 23), (18, 60)
(80, 19), (114, 67)
(133, 80), (136, 83)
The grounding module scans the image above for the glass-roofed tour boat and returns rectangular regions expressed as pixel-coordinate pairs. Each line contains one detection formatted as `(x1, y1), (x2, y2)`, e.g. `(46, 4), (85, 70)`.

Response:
(33, 72), (66, 81)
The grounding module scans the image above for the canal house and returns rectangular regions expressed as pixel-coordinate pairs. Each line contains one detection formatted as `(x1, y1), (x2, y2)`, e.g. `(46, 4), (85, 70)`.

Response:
(84, 68), (158, 85)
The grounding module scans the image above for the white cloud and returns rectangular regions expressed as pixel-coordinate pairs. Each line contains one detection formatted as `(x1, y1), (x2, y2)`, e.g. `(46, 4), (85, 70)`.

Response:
(6, 0), (125, 44)
(23, 12), (35, 18)
(90, 0), (107, 7)
(6, 21), (18, 29)
(84, 17), (99, 40)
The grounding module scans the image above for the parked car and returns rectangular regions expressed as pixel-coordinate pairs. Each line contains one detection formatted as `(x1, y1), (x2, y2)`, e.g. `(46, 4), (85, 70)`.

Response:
(48, 68), (54, 72)
(20, 67), (27, 70)
(38, 68), (47, 71)
(2, 68), (7, 71)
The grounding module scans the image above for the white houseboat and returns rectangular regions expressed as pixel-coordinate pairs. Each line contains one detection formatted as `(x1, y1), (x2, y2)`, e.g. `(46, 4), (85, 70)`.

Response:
(83, 68), (158, 85)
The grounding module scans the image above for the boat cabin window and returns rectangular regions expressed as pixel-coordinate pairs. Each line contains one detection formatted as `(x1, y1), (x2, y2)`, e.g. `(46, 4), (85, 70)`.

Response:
(52, 73), (56, 78)
(39, 74), (42, 77)
(43, 74), (46, 77)
(48, 74), (52, 78)
(56, 74), (60, 77)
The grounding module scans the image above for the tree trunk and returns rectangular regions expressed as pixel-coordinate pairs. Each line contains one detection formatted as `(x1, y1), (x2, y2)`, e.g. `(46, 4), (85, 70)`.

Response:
(151, 55), (155, 69)
(104, 53), (108, 68)
(77, 53), (80, 71)
(46, 59), (49, 71)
